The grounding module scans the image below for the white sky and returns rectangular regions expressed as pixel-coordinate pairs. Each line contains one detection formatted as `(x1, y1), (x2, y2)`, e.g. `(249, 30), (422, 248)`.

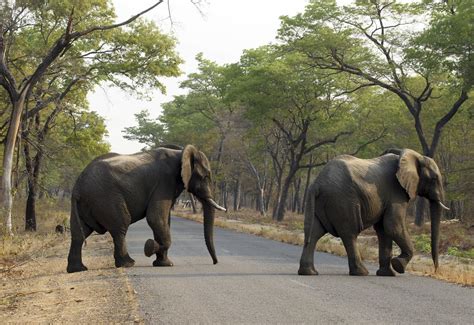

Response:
(88, 0), (309, 153)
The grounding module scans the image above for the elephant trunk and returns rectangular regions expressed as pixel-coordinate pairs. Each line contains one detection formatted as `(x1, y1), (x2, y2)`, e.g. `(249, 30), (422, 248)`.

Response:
(429, 200), (443, 271)
(202, 200), (219, 264)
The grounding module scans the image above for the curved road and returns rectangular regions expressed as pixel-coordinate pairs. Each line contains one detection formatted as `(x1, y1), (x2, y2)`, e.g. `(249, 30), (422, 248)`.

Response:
(126, 217), (473, 324)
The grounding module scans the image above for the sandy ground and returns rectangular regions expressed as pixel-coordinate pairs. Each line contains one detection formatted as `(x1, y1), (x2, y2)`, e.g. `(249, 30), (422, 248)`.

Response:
(0, 234), (142, 324)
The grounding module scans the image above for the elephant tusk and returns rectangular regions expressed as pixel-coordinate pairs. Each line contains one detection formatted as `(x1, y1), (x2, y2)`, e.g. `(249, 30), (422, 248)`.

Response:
(207, 198), (227, 212)
(438, 201), (450, 211)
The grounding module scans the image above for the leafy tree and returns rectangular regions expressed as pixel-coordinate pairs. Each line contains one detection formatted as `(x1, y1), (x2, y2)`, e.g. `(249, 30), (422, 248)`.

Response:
(122, 110), (165, 149)
(45, 110), (111, 195)
(278, 0), (471, 157)
(123, 0), (473, 223)
(278, 0), (472, 224)
(237, 45), (387, 220)
(1, 0), (181, 234)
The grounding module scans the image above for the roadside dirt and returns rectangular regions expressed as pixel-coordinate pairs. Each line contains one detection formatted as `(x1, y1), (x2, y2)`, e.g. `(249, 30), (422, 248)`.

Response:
(0, 234), (142, 324)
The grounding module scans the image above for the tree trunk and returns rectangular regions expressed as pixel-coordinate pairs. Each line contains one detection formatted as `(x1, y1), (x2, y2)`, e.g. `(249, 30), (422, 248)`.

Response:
(23, 139), (37, 231)
(299, 165), (313, 213)
(220, 181), (228, 211)
(1, 98), (25, 235)
(233, 177), (241, 211)
(272, 173), (283, 220)
(265, 178), (273, 212)
(213, 133), (225, 191)
(274, 178), (291, 221)
(274, 169), (297, 222)
(257, 188), (265, 216)
(25, 188), (37, 231)
(292, 177), (301, 213)
(415, 197), (429, 226)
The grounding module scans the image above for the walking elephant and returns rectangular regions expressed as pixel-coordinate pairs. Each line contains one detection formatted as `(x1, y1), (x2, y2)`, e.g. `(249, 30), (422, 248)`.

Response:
(67, 145), (226, 273)
(298, 148), (449, 276)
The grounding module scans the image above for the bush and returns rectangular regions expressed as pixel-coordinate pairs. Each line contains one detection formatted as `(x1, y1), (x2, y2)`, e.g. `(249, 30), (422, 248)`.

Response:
(447, 246), (474, 259)
(414, 234), (431, 254)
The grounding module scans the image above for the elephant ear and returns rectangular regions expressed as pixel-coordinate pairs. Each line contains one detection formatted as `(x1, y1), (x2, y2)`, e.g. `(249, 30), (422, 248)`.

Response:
(181, 145), (198, 190)
(396, 149), (421, 200)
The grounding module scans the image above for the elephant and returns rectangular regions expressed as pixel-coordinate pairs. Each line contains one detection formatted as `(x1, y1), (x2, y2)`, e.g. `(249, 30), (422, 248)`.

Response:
(67, 144), (226, 273)
(298, 148), (449, 276)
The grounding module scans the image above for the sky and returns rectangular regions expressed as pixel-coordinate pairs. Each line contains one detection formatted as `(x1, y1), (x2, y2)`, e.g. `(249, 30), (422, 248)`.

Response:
(88, 0), (309, 153)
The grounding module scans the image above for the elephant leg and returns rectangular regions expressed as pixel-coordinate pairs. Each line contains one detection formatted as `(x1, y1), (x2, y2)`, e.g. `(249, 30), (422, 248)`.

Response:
(111, 231), (135, 268)
(108, 203), (134, 268)
(384, 210), (414, 274)
(298, 217), (326, 275)
(341, 235), (368, 276)
(389, 228), (413, 274)
(67, 220), (93, 273)
(374, 221), (395, 276)
(146, 200), (174, 267)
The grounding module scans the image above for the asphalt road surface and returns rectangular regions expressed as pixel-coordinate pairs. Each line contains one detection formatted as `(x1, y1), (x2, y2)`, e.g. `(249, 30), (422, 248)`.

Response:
(126, 217), (473, 324)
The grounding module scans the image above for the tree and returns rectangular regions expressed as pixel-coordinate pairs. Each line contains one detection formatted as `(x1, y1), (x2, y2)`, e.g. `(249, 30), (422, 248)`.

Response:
(278, 0), (472, 224)
(179, 54), (239, 185)
(0, 0), (180, 234)
(236, 46), (385, 221)
(123, 110), (165, 149)
(279, 0), (472, 157)
(122, 0), (473, 224)
(22, 108), (110, 229)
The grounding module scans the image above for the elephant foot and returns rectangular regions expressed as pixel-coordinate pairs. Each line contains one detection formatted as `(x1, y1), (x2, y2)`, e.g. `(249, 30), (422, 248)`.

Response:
(376, 267), (396, 276)
(153, 258), (174, 267)
(144, 239), (160, 257)
(115, 255), (135, 268)
(298, 265), (318, 276)
(391, 257), (407, 274)
(67, 262), (88, 273)
(349, 266), (369, 276)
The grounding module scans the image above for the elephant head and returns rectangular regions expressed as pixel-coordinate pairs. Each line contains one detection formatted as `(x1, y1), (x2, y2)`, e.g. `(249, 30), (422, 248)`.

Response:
(395, 149), (449, 270)
(181, 145), (226, 264)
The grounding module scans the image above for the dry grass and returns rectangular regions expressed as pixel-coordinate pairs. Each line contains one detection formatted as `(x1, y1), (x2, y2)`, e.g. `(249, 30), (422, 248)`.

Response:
(0, 234), (142, 324)
(175, 207), (473, 286)
(407, 256), (474, 285)
(1, 199), (70, 269)
(0, 199), (142, 323)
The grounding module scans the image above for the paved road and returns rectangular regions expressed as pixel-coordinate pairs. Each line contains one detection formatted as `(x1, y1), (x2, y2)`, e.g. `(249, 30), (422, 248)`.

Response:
(126, 217), (473, 324)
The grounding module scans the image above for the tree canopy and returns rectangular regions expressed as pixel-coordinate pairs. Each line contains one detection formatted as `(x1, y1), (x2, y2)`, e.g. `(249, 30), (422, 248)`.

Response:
(1, 0), (181, 233)
(124, 0), (473, 222)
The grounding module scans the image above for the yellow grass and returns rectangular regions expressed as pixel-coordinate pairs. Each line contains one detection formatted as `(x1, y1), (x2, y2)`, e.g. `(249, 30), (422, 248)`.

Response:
(1, 199), (142, 323)
(1, 199), (70, 268)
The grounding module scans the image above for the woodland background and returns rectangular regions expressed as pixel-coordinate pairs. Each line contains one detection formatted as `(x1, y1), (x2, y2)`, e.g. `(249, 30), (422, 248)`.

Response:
(1, 0), (473, 235)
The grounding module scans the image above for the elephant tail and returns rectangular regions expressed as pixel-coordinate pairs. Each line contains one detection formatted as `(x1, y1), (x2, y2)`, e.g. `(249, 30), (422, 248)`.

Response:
(70, 195), (87, 246)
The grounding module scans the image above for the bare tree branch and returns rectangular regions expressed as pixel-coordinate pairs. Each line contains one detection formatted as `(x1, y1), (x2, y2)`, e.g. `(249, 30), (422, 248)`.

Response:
(303, 130), (353, 155)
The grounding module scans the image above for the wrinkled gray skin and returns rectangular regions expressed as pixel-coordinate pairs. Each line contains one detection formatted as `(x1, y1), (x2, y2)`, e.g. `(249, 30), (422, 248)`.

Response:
(298, 148), (448, 276)
(67, 145), (226, 273)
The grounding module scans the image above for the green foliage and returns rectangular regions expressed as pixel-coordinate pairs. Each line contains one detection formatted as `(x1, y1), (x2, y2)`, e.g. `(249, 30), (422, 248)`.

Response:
(93, 19), (182, 96)
(119, 0), (473, 221)
(409, 0), (474, 89)
(447, 246), (474, 259)
(122, 110), (165, 149)
(1, 0), (182, 230)
(37, 110), (111, 193)
(414, 234), (432, 254)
